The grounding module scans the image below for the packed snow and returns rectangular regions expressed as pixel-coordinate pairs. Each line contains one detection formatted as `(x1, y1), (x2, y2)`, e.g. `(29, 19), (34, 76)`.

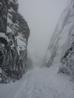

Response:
(0, 65), (74, 98)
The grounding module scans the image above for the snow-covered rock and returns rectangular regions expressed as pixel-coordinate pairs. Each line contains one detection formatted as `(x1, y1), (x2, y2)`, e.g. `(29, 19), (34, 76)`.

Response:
(45, 0), (74, 76)
(0, 0), (30, 82)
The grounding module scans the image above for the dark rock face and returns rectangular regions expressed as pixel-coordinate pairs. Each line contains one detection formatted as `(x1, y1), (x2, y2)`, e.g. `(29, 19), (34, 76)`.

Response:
(0, 0), (30, 83)
(0, 0), (8, 32)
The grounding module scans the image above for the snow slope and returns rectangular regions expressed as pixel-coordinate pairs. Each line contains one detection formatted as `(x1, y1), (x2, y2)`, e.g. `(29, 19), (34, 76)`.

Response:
(0, 66), (74, 98)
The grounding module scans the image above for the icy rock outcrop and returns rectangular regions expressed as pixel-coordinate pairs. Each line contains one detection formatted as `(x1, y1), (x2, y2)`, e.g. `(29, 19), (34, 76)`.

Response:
(46, 0), (74, 76)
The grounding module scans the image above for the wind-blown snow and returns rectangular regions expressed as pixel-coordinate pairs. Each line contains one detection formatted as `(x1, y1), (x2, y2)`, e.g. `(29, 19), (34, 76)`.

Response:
(0, 66), (74, 98)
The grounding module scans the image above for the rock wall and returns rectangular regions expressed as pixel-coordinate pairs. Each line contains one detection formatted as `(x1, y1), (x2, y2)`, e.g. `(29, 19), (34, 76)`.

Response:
(46, 0), (74, 76)
(0, 0), (30, 82)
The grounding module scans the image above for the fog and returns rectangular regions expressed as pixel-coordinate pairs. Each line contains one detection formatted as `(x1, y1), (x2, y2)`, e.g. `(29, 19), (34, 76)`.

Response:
(18, 0), (68, 65)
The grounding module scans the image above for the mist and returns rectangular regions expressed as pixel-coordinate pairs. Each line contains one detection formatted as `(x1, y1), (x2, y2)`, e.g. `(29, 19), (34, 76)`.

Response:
(18, 0), (68, 65)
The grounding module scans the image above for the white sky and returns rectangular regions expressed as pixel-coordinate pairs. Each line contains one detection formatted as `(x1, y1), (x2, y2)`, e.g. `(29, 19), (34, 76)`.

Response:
(18, 0), (69, 64)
